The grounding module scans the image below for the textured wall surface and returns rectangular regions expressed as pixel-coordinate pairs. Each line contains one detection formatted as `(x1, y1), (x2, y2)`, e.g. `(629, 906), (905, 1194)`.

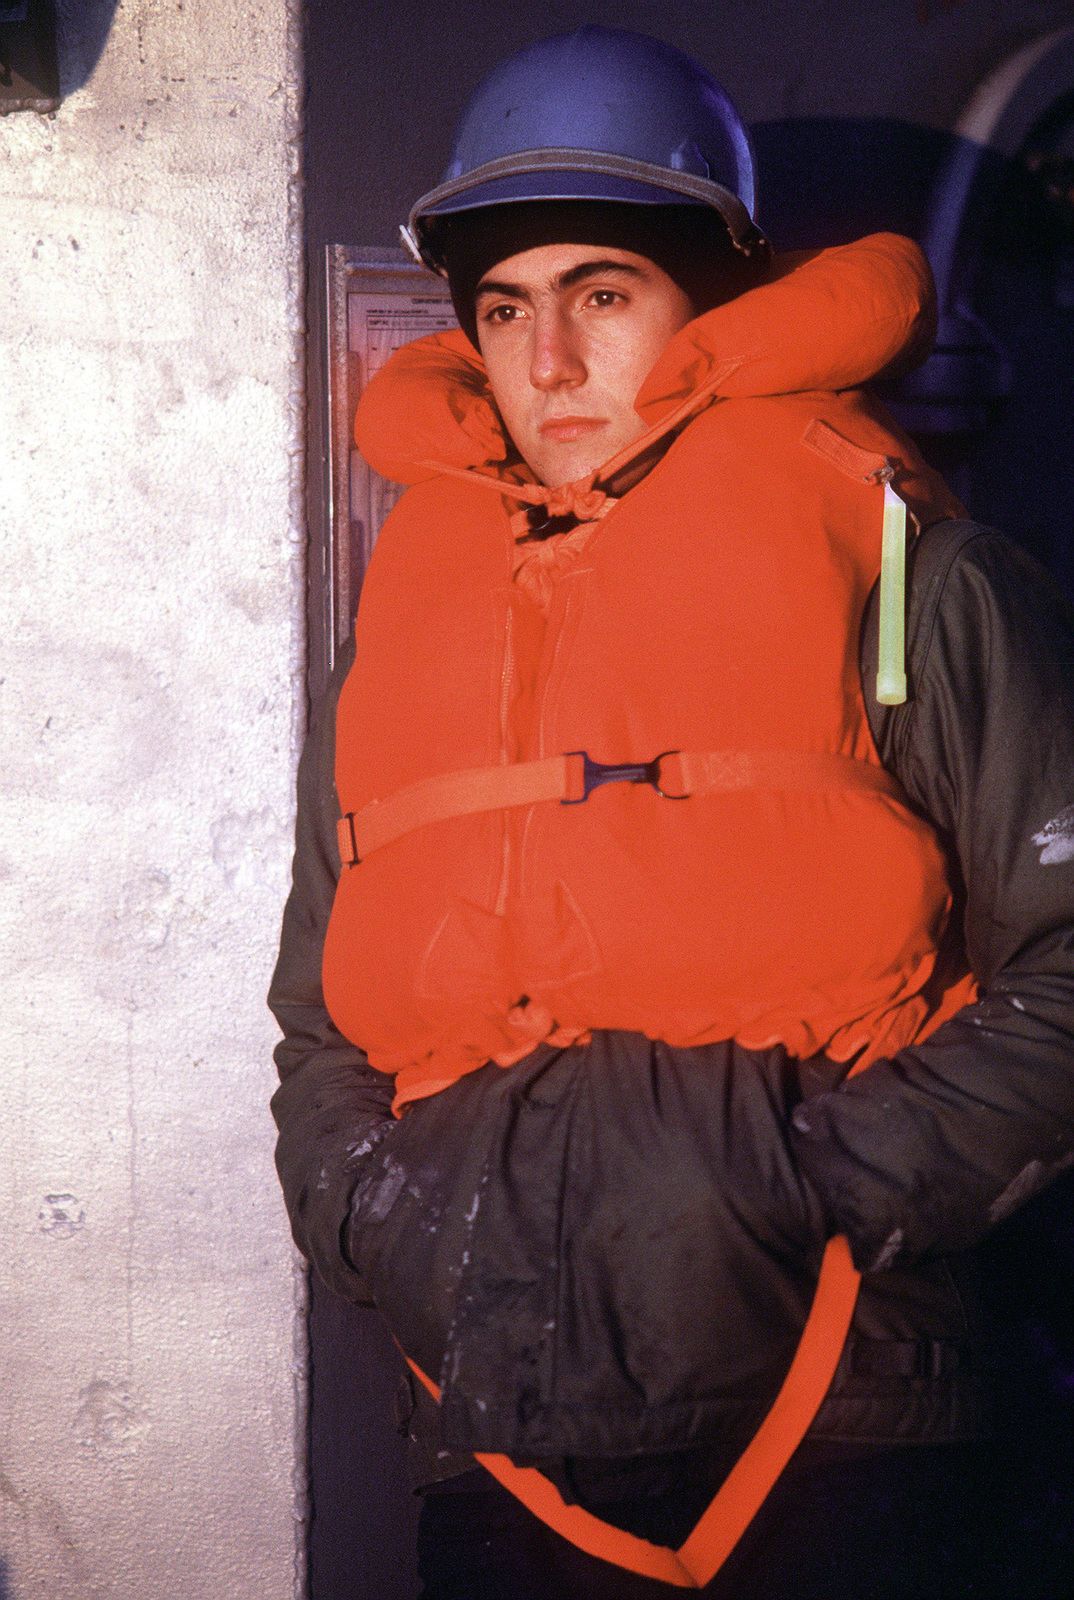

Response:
(0, 3), (305, 1596)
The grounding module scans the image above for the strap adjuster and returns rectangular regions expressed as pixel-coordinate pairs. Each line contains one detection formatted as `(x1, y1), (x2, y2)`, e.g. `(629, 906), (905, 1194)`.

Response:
(337, 811), (361, 867)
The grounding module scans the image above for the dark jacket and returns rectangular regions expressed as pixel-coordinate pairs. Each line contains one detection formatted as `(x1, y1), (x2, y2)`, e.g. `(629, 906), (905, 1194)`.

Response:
(269, 519), (1074, 1478)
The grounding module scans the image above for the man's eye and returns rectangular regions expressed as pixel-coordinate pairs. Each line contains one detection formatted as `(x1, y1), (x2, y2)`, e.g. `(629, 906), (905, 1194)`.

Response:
(483, 303), (521, 324)
(588, 289), (624, 308)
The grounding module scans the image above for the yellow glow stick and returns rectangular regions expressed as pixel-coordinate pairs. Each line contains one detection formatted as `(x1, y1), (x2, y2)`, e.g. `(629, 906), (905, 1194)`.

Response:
(876, 482), (907, 705)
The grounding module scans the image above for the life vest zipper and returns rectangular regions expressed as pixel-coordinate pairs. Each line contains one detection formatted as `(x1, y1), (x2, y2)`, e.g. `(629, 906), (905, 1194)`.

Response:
(494, 602), (515, 918)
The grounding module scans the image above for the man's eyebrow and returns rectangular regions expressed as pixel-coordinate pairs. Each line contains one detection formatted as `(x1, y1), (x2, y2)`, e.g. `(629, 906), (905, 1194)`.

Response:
(474, 259), (647, 300)
(474, 276), (530, 302)
(556, 259), (646, 290)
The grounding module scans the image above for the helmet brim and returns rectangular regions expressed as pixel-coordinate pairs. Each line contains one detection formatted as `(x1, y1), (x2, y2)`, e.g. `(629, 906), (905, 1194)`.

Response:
(408, 148), (768, 273)
(420, 168), (713, 216)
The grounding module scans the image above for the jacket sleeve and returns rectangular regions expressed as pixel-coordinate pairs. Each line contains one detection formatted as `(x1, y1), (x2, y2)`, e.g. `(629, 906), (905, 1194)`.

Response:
(268, 634), (398, 1304)
(791, 523), (1074, 1272)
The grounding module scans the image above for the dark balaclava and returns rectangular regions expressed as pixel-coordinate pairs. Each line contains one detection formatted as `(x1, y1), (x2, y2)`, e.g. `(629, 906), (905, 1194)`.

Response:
(433, 199), (769, 349)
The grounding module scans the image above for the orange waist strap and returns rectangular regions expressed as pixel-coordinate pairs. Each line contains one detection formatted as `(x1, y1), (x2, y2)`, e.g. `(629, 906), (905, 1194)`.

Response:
(338, 748), (905, 866)
(406, 1234), (861, 1588)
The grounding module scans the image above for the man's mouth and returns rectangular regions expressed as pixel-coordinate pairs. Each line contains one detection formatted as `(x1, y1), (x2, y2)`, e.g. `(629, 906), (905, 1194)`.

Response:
(538, 415), (606, 442)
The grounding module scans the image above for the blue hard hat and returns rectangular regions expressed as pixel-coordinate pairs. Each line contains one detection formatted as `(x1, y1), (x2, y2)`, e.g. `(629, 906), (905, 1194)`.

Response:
(404, 26), (768, 271)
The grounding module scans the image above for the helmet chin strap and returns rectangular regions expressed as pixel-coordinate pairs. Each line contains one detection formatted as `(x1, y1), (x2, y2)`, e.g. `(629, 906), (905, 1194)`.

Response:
(399, 222), (426, 268)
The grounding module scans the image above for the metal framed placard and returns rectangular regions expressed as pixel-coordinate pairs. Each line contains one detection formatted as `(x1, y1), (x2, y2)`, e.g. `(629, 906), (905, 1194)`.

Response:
(307, 245), (457, 705)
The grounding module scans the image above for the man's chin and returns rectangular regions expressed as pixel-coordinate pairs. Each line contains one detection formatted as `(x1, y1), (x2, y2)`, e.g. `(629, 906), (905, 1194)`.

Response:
(527, 435), (615, 489)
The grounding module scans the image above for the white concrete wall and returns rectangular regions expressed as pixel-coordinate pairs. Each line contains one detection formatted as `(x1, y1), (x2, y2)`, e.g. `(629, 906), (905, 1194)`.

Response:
(0, 3), (305, 1596)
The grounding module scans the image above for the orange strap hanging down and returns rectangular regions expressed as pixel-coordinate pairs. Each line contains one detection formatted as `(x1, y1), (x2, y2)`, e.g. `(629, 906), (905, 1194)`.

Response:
(407, 1235), (861, 1589)
(338, 748), (905, 866)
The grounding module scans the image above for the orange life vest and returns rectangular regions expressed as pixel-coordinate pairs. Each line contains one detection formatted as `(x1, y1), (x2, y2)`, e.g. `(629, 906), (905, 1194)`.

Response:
(325, 235), (970, 1111)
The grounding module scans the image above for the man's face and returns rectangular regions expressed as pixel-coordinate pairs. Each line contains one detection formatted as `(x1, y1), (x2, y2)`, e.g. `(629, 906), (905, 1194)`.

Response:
(474, 242), (695, 488)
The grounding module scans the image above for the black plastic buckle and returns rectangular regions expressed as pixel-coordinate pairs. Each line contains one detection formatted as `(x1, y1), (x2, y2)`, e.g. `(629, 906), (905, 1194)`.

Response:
(562, 750), (687, 804)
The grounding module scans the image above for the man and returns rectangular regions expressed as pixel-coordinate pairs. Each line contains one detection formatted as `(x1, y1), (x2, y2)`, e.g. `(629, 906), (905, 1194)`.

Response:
(271, 27), (1074, 1598)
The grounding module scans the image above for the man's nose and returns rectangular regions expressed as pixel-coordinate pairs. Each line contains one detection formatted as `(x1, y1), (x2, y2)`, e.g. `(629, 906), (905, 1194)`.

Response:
(529, 307), (586, 390)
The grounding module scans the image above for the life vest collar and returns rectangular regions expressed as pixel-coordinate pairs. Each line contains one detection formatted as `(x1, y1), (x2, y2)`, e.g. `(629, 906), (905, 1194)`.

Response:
(355, 234), (939, 492)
